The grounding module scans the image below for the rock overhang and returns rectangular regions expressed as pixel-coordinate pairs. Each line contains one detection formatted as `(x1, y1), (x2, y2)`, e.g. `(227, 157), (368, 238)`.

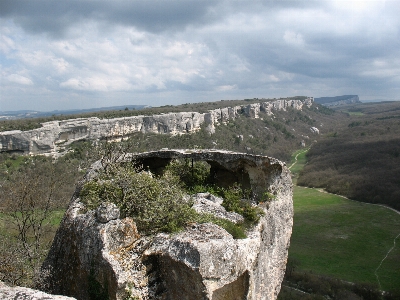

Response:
(111, 149), (290, 202)
(41, 149), (293, 300)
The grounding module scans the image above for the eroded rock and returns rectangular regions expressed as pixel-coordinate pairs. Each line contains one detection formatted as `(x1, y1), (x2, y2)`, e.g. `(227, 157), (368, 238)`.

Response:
(41, 149), (293, 300)
(0, 98), (313, 156)
(0, 281), (76, 300)
(310, 127), (320, 134)
(96, 202), (120, 223)
(192, 193), (244, 224)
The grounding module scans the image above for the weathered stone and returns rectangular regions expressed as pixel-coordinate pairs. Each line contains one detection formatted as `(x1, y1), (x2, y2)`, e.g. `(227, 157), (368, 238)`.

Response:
(194, 192), (224, 205)
(192, 193), (244, 224)
(41, 149), (293, 300)
(0, 281), (76, 300)
(96, 202), (120, 223)
(310, 127), (320, 134)
(0, 98), (313, 156)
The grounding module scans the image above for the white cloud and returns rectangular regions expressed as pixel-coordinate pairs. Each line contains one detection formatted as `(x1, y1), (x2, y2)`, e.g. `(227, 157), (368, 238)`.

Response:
(52, 58), (69, 73)
(7, 74), (33, 85)
(359, 58), (400, 80)
(60, 76), (132, 91)
(216, 84), (237, 91)
(0, 33), (15, 54)
(283, 31), (305, 48)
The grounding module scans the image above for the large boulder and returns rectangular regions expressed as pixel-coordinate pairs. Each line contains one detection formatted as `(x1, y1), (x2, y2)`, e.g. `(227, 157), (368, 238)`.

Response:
(41, 149), (293, 300)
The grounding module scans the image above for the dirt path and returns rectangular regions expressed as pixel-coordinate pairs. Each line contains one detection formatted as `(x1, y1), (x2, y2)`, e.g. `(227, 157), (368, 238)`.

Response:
(315, 187), (400, 215)
(288, 148), (309, 170)
(374, 232), (400, 290)
(282, 284), (310, 295)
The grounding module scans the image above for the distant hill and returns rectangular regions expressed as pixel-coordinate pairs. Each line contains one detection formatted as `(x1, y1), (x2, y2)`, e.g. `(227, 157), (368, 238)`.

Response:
(314, 95), (360, 107)
(0, 105), (149, 120)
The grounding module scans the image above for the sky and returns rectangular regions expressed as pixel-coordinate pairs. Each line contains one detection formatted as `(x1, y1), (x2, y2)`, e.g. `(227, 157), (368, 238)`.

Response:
(1, 0), (399, 111)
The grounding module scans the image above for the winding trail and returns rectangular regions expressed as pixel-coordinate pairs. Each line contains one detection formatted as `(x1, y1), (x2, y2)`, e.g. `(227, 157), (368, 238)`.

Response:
(288, 148), (309, 170)
(289, 149), (400, 290)
(374, 232), (400, 290)
(282, 284), (310, 295)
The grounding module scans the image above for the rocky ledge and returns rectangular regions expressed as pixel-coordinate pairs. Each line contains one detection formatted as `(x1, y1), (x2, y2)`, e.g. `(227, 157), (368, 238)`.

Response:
(40, 149), (293, 300)
(0, 281), (76, 300)
(0, 98), (312, 156)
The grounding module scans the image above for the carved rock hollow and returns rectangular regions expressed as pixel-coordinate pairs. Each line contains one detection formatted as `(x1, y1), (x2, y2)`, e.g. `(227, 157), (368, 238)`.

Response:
(41, 149), (293, 300)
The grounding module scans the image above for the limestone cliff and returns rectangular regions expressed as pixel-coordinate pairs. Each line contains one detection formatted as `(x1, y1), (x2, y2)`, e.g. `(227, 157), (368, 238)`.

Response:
(41, 149), (293, 300)
(314, 95), (360, 107)
(0, 98), (312, 155)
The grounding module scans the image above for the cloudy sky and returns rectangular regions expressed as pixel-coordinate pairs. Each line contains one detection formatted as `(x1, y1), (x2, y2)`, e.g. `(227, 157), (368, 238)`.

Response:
(1, 0), (399, 111)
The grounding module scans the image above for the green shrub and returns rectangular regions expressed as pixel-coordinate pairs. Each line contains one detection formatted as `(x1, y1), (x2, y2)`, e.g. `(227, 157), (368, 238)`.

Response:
(193, 213), (246, 239)
(219, 183), (264, 224)
(80, 163), (196, 234)
(80, 158), (266, 237)
(165, 160), (264, 225)
(164, 159), (211, 189)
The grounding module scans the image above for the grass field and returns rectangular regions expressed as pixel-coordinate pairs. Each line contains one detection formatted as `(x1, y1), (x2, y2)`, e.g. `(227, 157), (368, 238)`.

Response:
(346, 111), (364, 116)
(288, 150), (400, 292)
(288, 148), (309, 182)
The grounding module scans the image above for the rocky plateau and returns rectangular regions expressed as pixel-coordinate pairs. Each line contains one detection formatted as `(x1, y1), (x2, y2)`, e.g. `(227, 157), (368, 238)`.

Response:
(0, 98), (313, 156)
(40, 149), (293, 300)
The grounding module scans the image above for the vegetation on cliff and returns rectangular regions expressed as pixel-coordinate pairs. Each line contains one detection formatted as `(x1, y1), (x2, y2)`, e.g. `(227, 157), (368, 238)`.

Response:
(79, 156), (264, 238)
(0, 97), (302, 132)
(79, 163), (195, 234)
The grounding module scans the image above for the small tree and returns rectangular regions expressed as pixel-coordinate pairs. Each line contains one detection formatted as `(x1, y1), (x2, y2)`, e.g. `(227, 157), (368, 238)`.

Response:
(0, 158), (68, 287)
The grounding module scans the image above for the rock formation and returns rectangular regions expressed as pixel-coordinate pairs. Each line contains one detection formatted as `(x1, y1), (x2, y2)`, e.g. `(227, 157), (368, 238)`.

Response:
(314, 95), (360, 107)
(41, 149), (293, 300)
(0, 98), (313, 156)
(310, 127), (320, 134)
(0, 281), (76, 300)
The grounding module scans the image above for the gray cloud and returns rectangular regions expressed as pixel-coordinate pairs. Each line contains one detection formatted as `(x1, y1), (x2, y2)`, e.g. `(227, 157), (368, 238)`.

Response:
(1, 0), (399, 111)
(0, 0), (221, 37)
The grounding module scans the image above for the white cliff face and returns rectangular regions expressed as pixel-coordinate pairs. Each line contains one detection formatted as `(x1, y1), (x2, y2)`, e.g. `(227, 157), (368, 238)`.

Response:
(40, 150), (293, 300)
(0, 98), (313, 155)
(310, 127), (320, 134)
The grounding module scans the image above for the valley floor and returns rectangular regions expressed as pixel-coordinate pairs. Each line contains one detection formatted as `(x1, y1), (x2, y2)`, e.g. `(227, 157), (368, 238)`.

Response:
(286, 149), (400, 292)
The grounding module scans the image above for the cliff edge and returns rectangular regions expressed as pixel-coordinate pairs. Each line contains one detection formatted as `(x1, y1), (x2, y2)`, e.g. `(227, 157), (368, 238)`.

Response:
(0, 98), (312, 156)
(40, 149), (293, 300)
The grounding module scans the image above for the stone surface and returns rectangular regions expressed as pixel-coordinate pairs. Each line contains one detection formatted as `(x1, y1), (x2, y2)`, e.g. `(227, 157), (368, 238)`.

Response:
(41, 149), (293, 300)
(0, 98), (313, 156)
(192, 192), (244, 224)
(96, 202), (120, 223)
(0, 281), (76, 300)
(310, 127), (320, 134)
